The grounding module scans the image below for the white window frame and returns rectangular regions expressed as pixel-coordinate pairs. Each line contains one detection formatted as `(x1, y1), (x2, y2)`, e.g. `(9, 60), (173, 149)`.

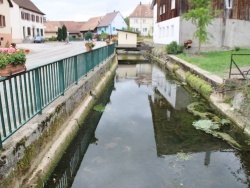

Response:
(171, 0), (176, 10)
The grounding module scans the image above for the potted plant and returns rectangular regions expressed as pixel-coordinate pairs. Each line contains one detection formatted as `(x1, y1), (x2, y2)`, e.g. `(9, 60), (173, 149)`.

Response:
(85, 40), (96, 51)
(0, 49), (27, 76)
(105, 39), (110, 45)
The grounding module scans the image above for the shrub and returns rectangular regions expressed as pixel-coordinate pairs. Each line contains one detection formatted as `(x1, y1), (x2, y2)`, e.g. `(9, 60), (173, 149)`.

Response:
(85, 30), (93, 40)
(166, 41), (184, 54)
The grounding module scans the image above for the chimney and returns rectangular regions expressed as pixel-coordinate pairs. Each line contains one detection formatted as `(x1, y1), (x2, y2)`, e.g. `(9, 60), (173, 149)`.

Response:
(140, 2), (141, 5)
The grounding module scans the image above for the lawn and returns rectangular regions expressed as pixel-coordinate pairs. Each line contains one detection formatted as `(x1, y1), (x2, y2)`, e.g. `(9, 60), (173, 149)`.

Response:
(177, 49), (250, 78)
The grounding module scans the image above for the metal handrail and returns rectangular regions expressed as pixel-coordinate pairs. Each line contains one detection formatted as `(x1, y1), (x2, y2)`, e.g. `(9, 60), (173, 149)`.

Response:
(0, 44), (115, 149)
(229, 54), (250, 79)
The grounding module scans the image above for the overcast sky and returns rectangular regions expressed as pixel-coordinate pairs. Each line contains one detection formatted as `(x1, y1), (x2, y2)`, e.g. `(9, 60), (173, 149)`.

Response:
(31, 0), (152, 21)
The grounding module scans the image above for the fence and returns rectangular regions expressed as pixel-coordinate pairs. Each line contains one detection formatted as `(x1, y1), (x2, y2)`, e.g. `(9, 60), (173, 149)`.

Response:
(0, 44), (115, 149)
(229, 54), (250, 79)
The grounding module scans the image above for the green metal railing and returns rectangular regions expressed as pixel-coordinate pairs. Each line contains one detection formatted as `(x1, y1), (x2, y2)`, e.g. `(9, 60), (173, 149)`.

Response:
(0, 44), (115, 149)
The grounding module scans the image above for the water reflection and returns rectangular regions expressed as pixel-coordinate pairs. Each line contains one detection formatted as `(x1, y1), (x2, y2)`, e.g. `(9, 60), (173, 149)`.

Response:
(46, 63), (250, 188)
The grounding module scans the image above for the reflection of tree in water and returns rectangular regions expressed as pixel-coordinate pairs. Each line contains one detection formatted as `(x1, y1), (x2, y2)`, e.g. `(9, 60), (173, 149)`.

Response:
(233, 151), (250, 187)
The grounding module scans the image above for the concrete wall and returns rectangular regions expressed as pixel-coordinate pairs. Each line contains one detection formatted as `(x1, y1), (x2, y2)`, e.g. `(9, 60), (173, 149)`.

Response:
(224, 19), (250, 48)
(179, 18), (223, 52)
(0, 54), (117, 187)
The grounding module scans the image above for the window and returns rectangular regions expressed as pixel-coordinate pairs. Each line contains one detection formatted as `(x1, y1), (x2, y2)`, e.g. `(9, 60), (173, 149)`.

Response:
(25, 13), (30, 21)
(40, 29), (43, 36)
(36, 16), (39, 22)
(160, 6), (162, 15)
(113, 27), (115, 31)
(134, 19), (138, 23)
(27, 27), (31, 36)
(143, 19), (146, 23)
(31, 15), (35, 22)
(143, 28), (147, 32)
(21, 12), (25, 20)
(166, 26), (169, 37)
(40, 17), (43, 23)
(163, 5), (165, 13)
(37, 28), (39, 36)
(171, 0), (176, 10)
(171, 25), (174, 37)
(134, 28), (139, 32)
(0, 15), (6, 27)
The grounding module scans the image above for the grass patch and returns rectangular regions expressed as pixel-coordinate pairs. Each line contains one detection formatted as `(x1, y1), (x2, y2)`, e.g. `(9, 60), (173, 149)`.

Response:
(177, 49), (250, 77)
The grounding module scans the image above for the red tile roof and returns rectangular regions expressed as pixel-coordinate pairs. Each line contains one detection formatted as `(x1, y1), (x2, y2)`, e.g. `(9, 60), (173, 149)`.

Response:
(129, 3), (153, 18)
(80, 16), (104, 31)
(12, 0), (45, 15)
(44, 21), (85, 34)
(97, 11), (119, 27)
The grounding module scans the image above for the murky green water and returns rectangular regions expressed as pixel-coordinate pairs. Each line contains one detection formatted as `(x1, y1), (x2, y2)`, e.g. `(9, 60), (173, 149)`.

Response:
(45, 63), (250, 188)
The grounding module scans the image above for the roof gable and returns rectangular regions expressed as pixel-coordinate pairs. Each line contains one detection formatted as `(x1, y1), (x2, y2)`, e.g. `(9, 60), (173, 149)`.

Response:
(80, 16), (103, 31)
(97, 11), (119, 27)
(12, 0), (45, 15)
(129, 3), (153, 18)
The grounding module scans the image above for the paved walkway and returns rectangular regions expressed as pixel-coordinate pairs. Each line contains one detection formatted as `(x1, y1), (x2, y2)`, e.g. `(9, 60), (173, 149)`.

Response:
(17, 41), (106, 70)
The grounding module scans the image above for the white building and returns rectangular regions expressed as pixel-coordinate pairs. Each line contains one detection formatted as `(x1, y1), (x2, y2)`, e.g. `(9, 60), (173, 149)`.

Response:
(129, 2), (153, 36)
(10, 0), (45, 43)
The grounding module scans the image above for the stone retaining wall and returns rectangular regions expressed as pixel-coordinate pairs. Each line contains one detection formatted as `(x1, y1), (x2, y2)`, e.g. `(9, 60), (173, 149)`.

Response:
(0, 54), (118, 187)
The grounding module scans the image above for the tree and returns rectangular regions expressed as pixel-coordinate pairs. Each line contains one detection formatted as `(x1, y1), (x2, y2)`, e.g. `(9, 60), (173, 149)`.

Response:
(124, 16), (129, 27)
(182, 0), (219, 55)
(84, 30), (93, 40)
(57, 28), (63, 41)
(100, 31), (109, 41)
(62, 25), (67, 41)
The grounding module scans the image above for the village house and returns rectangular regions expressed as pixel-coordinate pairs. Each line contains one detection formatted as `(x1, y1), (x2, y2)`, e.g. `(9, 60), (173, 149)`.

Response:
(79, 16), (103, 37)
(151, 0), (250, 52)
(0, 0), (13, 47)
(44, 21), (84, 39)
(129, 2), (153, 36)
(97, 11), (128, 36)
(10, 0), (45, 43)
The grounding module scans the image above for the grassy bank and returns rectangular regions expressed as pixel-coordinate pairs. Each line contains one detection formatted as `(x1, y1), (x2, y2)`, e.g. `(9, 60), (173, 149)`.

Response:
(177, 49), (250, 77)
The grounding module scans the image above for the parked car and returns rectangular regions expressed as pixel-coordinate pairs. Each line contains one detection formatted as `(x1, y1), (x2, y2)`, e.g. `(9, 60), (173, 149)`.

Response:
(34, 36), (45, 43)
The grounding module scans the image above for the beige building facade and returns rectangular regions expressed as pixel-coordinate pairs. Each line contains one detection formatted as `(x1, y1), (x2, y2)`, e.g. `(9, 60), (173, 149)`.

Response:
(0, 0), (13, 47)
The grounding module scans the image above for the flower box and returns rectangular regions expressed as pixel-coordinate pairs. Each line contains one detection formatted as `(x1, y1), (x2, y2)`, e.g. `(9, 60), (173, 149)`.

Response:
(0, 47), (27, 76)
(0, 63), (26, 76)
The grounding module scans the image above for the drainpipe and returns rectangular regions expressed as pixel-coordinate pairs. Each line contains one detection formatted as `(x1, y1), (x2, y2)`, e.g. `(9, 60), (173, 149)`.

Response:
(221, 0), (233, 47)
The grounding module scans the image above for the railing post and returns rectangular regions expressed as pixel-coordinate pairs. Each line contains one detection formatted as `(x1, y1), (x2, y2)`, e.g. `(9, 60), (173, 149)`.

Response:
(34, 69), (42, 114)
(74, 56), (78, 84)
(59, 60), (65, 96)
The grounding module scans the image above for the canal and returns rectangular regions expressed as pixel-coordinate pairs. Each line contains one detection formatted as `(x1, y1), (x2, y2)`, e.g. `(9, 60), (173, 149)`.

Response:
(45, 62), (250, 188)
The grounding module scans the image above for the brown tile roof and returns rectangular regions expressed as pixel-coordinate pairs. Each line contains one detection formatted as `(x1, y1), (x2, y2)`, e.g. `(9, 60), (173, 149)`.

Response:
(12, 0), (45, 15)
(129, 3), (153, 18)
(44, 21), (85, 33)
(80, 16), (103, 31)
(97, 11), (119, 27)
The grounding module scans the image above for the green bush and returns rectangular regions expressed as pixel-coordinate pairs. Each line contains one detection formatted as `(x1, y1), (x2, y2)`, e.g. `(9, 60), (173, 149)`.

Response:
(173, 64), (180, 72)
(85, 30), (93, 40)
(166, 41), (184, 54)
